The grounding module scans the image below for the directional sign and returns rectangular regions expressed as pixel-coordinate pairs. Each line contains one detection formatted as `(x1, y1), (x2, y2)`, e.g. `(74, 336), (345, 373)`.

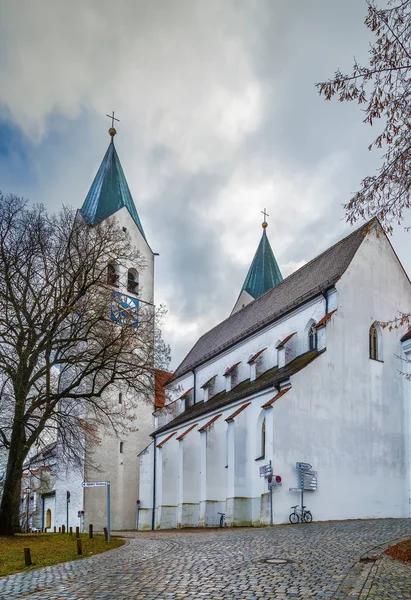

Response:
(296, 462), (312, 470)
(301, 470), (317, 491)
(259, 464), (273, 477)
(82, 481), (108, 488)
(289, 488), (303, 492)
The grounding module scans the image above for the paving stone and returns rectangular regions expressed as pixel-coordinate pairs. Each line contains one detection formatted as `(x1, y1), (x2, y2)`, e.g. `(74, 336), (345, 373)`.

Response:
(0, 519), (410, 599)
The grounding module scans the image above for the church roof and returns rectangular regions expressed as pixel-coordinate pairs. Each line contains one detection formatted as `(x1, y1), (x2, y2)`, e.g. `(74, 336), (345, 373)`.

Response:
(241, 229), (283, 299)
(174, 220), (373, 379)
(154, 349), (323, 436)
(80, 139), (146, 240)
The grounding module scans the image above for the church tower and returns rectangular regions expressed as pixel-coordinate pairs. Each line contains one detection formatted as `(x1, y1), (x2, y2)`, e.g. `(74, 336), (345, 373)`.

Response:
(231, 214), (282, 314)
(76, 119), (155, 530)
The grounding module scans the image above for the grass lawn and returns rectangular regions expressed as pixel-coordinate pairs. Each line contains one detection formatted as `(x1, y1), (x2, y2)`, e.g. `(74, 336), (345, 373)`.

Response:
(0, 532), (124, 577)
(385, 538), (411, 563)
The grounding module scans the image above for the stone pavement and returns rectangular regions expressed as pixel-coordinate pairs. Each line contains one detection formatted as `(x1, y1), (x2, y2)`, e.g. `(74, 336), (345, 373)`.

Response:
(0, 519), (410, 600)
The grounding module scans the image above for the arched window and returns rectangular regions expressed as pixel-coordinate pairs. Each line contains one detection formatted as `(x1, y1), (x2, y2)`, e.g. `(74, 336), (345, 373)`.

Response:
(261, 418), (266, 458)
(127, 269), (139, 294)
(370, 323), (379, 360)
(46, 508), (51, 528)
(107, 262), (119, 287)
(308, 324), (317, 351)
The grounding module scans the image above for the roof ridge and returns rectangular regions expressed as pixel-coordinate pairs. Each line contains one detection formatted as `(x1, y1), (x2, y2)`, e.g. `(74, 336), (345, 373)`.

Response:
(175, 219), (373, 373)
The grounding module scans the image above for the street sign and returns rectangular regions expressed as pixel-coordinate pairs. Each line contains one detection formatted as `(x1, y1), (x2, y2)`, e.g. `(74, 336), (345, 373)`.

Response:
(259, 463), (273, 477)
(301, 470), (317, 491)
(289, 487), (303, 492)
(82, 481), (108, 487)
(296, 462), (312, 470)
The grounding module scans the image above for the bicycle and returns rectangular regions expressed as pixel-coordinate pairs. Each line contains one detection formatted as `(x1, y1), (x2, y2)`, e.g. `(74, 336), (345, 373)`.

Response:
(218, 512), (226, 527)
(289, 504), (313, 524)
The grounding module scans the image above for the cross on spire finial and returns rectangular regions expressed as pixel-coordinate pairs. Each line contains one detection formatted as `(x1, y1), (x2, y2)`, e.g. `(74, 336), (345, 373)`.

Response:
(261, 208), (269, 229)
(106, 111), (120, 138)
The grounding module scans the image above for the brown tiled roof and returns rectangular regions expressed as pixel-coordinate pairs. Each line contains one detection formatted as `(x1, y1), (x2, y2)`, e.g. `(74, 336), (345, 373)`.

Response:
(200, 375), (217, 389)
(315, 310), (337, 329)
(153, 349), (324, 436)
(261, 386), (291, 408)
(276, 332), (297, 349)
(155, 369), (173, 408)
(247, 348), (267, 364)
(198, 414), (222, 432)
(176, 423), (198, 440)
(173, 221), (372, 379)
(225, 402), (251, 422)
(156, 431), (176, 448)
(224, 362), (241, 376)
(401, 329), (411, 342)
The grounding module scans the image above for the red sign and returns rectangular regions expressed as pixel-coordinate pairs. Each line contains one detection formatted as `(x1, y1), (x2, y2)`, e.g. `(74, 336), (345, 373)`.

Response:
(267, 476), (273, 484)
(275, 475), (282, 484)
(136, 500), (141, 505)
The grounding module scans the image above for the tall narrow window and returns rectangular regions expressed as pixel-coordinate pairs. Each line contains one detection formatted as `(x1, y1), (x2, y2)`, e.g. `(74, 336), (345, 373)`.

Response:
(261, 418), (266, 458)
(127, 269), (139, 294)
(370, 324), (378, 360)
(118, 392), (123, 404)
(308, 325), (317, 351)
(107, 263), (119, 287)
(119, 441), (124, 454)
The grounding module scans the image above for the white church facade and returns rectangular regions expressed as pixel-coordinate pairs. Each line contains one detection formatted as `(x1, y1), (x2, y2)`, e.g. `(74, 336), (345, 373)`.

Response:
(139, 219), (411, 528)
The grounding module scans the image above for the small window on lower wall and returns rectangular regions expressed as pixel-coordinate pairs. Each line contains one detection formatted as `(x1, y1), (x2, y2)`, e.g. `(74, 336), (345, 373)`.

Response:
(120, 441), (124, 454)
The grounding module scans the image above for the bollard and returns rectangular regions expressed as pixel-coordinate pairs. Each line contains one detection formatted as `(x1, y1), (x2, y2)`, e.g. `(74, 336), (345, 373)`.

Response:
(58, 527), (61, 533)
(76, 538), (82, 555)
(24, 548), (32, 566)
(62, 525), (65, 534)
(53, 526), (56, 533)
(103, 527), (108, 542)
(89, 524), (93, 539)
(69, 526), (72, 536)
(75, 526), (80, 539)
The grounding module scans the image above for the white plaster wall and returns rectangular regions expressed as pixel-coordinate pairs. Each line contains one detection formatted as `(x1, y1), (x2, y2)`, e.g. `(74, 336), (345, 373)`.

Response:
(54, 464), (84, 531)
(138, 442), (154, 530)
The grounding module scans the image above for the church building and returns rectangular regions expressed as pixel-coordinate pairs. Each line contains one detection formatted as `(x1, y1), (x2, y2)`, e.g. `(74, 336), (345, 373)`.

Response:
(139, 218), (411, 528)
(20, 123), (157, 533)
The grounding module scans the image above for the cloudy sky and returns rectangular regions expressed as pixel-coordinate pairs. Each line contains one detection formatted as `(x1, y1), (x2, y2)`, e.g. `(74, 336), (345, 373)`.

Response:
(1, 0), (409, 369)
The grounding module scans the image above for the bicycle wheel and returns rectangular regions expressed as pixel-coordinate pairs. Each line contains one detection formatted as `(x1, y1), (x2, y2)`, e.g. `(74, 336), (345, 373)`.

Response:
(303, 511), (312, 523)
(289, 512), (299, 524)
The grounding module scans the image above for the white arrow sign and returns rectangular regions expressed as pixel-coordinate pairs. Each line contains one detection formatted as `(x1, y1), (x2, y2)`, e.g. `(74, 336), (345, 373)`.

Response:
(82, 481), (108, 487)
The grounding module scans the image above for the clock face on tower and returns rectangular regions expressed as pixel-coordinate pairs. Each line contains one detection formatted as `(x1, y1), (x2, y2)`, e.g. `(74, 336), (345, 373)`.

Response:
(111, 292), (139, 327)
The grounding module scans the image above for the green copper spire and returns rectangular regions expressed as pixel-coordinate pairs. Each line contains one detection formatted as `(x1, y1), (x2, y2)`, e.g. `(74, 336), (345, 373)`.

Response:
(80, 125), (146, 240)
(241, 221), (283, 299)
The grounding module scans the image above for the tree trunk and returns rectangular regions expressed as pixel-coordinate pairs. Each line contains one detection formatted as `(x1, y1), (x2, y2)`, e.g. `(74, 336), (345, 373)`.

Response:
(0, 425), (26, 536)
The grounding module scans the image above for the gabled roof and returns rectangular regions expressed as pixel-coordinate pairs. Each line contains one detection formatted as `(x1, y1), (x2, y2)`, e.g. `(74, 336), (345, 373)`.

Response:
(80, 139), (146, 240)
(174, 221), (372, 379)
(241, 228), (283, 299)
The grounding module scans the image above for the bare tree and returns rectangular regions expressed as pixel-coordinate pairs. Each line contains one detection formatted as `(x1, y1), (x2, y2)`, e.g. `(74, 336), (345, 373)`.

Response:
(0, 194), (166, 535)
(316, 0), (411, 232)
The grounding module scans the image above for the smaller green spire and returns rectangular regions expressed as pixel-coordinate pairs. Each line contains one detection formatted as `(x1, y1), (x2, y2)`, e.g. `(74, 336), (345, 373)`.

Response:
(241, 224), (282, 299)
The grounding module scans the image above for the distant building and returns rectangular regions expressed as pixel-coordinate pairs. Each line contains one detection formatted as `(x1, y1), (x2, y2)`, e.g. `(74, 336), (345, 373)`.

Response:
(139, 219), (411, 528)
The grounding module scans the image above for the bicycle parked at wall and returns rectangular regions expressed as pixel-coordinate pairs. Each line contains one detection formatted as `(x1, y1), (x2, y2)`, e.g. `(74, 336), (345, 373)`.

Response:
(218, 512), (225, 527)
(289, 505), (313, 524)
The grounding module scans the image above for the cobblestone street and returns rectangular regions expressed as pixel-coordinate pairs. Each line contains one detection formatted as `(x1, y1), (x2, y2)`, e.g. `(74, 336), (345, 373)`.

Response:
(0, 519), (410, 600)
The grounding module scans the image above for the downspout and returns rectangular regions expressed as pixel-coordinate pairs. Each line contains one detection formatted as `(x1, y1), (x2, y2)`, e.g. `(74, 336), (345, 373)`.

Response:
(151, 436), (156, 531)
(193, 368), (197, 404)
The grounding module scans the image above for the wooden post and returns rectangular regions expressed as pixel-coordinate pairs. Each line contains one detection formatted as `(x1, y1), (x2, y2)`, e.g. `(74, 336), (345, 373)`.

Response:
(103, 527), (108, 542)
(69, 526), (73, 536)
(58, 526), (61, 533)
(89, 524), (93, 539)
(24, 548), (32, 566)
(53, 526), (56, 533)
(62, 525), (65, 534)
(76, 538), (82, 555)
(75, 526), (80, 539)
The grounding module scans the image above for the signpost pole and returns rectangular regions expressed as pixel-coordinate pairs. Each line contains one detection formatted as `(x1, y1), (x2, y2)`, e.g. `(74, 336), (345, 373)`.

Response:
(107, 482), (111, 543)
(269, 460), (273, 526)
